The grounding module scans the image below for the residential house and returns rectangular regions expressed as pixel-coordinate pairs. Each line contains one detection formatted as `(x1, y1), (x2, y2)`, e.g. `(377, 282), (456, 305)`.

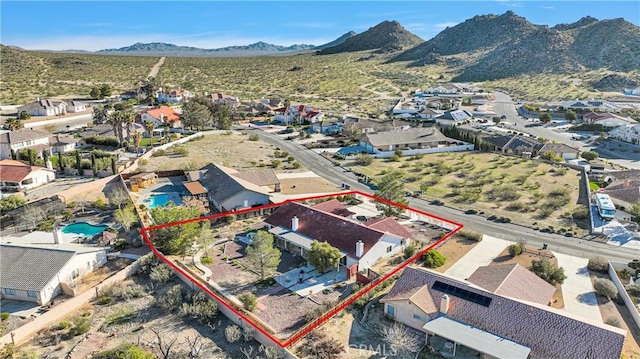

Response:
(311, 199), (355, 218)
(466, 264), (555, 305)
(0, 243), (107, 305)
(359, 127), (468, 155)
(260, 98), (283, 109)
(196, 163), (272, 212)
(539, 143), (580, 161)
(311, 118), (342, 134)
(485, 134), (543, 157)
(609, 123), (640, 145)
(583, 112), (635, 128)
(274, 104), (323, 124)
(624, 87), (640, 96)
(380, 267), (626, 359)
(561, 100), (621, 113)
(416, 108), (443, 120)
(157, 88), (192, 104)
(49, 135), (81, 154)
(67, 101), (87, 113)
(0, 129), (52, 159)
(435, 110), (473, 126)
(0, 159), (55, 193)
(264, 201), (411, 274)
(206, 93), (240, 107)
(140, 106), (182, 129)
(419, 84), (463, 95)
(342, 117), (413, 134)
(17, 98), (67, 117)
(602, 179), (640, 209)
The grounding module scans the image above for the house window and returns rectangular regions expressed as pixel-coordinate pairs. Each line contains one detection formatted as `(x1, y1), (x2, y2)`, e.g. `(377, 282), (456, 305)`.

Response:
(27, 291), (38, 298)
(72, 269), (80, 279)
(4, 288), (16, 296)
(385, 304), (396, 317)
(386, 245), (393, 253)
(413, 313), (428, 322)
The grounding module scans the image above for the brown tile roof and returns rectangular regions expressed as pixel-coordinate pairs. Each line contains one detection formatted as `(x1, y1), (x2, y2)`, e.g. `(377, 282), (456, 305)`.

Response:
(0, 129), (51, 144)
(539, 143), (580, 155)
(183, 181), (208, 195)
(0, 159), (51, 183)
(264, 201), (384, 258)
(311, 199), (355, 217)
(603, 180), (640, 204)
(232, 169), (280, 186)
(381, 267), (625, 359)
(467, 264), (555, 305)
(365, 217), (412, 239)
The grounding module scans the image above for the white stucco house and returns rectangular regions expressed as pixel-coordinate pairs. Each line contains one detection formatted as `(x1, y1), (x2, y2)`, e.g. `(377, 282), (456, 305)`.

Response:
(264, 201), (412, 276)
(0, 159), (56, 192)
(609, 124), (640, 145)
(583, 112), (635, 128)
(67, 101), (87, 113)
(17, 99), (67, 117)
(139, 106), (182, 129)
(0, 242), (107, 305)
(0, 129), (52, 159)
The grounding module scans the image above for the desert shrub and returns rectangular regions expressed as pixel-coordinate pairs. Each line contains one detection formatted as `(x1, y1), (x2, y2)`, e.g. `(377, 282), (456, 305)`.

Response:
(571, 206), (589, 220)
(101, 284), (146, 301)
(179, 292), (218, 323)
(530, 259), (567, 285)
(152, 149), (167, 157)
(587, 256), (609, 273)
(238, 293), (257, 312)
(99, 296), (111, 305)
(508, 244), (523, 257)
(456, 229), (482, 242)
(485, 184), (521, 201)
(605, 316), (622, 328)
(149, 264), (173, 284)
(71, 316), (91, 336)
(422, 250), (446, 268)
(172, 146), (188, 156)
(94, 344), (154, 359)
(158, 285), (182, 312)
(298, 331), (343, 359)
(225, 325), (242, 343)
(354, 154), (373, 166)
(201, 255), (213, 265)
(403, 246), (416, 259)
(594, 278), (618, 300)
(616, 269), (631, 280)
(249, 134), (259, 141)
(243, 327), (256, 342)
(0, 313), (9, 321)
(390, 154), (401, 162)
(271, 159), (281, 168)
(58, 321), (70, 330)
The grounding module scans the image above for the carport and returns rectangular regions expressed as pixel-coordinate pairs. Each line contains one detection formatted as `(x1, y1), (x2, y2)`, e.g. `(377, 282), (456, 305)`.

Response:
(423, 317), (531, 359)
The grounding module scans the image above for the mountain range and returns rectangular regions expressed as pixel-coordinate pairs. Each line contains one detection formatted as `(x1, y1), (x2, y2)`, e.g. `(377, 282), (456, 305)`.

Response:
(97, 41), (319, 57)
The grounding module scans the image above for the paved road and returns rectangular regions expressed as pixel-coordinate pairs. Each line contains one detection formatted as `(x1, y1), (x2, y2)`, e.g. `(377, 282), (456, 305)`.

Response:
(24, 113), (93, 131)
(236, 125), (640, 264)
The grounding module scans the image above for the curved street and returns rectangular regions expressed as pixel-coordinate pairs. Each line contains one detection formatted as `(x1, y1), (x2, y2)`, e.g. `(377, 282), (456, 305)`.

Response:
(237, 125), (639, 263)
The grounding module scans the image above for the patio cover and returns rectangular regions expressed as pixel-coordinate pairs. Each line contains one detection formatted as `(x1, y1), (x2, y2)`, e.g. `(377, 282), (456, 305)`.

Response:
(183, 181), (208, 195)
(268, 226), (314, 250)
(423, 317), (531, 359)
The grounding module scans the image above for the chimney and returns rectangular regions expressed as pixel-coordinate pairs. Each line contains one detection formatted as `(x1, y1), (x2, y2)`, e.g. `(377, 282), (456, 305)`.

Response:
(440, 294), (450, 314)
(53, 226), (63, 244)
(291, 216), (299, 231)
(46, 159), (53, 170)
(355, 240), (364, 258)
(160, 113), (164, 122)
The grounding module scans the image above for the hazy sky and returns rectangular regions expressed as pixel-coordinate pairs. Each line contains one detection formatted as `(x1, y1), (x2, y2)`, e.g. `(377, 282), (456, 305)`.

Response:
(1, 1), (639, 51)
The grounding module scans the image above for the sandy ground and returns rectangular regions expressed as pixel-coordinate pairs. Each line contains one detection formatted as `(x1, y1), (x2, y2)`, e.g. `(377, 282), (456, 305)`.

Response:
(429, 236), (480, 273)
(278, 177), (340, 195)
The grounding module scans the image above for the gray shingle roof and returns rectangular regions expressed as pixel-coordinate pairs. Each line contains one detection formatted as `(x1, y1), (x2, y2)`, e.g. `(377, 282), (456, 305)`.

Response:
(0, 245), (75, 292)
(0, 129), (51, 145)
(232, 169), (280, 186)
(199, 163), (267, 204)
(539, 143), (580, 154)
(363, 127), (454, 147)
(381, 267), (625, 359)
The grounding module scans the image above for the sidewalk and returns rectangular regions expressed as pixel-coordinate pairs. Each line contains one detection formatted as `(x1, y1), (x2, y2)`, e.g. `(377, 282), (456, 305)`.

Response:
(444, 235), (513, 280)
(553, 252), (603, 323)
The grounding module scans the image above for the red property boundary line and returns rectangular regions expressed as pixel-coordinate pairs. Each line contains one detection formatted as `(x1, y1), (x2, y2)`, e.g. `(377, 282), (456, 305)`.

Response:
(140, 190), (463, 348)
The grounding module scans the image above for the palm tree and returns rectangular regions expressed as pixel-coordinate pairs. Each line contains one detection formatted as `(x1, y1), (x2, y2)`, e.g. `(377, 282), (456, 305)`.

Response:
(123, 110), (135, 143)
(143, 121), (156, 145)
(132, 131), (142, 156)
(107, 111), (124, 146)
(283, 99), (290, 126)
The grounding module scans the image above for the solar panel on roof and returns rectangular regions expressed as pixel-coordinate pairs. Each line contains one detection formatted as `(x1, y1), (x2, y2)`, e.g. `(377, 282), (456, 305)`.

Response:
(432, 281), (493, 307)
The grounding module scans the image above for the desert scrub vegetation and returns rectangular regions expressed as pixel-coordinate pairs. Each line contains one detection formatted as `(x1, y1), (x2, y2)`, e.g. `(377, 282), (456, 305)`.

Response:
(0, 46), (157, 104)
(347, 152), (583, 231)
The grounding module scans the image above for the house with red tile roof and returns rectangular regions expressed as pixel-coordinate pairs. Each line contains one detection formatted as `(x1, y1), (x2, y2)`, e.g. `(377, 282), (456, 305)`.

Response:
(264, 201), (411, 275)
(380, 267), (626, 359)
(140, 106), (182, 128)
(0, 159), (55, 193)
(311, 199), (355, 218)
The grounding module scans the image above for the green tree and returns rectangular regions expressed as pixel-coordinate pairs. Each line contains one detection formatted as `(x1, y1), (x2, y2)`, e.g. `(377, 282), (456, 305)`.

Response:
(581, 151), (599, 161)
(115, 206), (138, 233)
(245, 230), (281, 280)
(92, 105), (109, 124)
(539, 112), (551, 123)
(628, 201), (640, 225)
(16, 111), (30, 120)
(5, 118), (23, 131)
(94, 344), (155, 359)
(0, 196), (26, 212)
(374, 170), (408, 216)
(99, 84), (112, 98)
(143, 121), (156, 144)
(565, 109), (577, 123)
(182, 101), (212, 130)
(540, 150), (562, 162)
(238, 292), (258, 312)
(492, 116), (501, 125)
(354, 154), (373, 166)
(307, 241), (342, 274)
(529, 259), (567, 285)
(90, 86), (102, 99)
(132, 131), (142, 155)
(422, 250), (446, 268)
(212, 103), (232, 130)
(150, 203), (202, 255)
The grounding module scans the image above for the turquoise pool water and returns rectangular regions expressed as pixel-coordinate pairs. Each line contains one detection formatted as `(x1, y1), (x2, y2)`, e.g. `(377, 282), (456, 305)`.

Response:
(62, 222), (108, 237)
(145, 193), (182, 208)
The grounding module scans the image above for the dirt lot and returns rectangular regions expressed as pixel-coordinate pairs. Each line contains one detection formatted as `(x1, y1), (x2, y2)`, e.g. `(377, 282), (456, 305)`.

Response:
(278, 177), (340, 195)
(430, 236), (480, 273)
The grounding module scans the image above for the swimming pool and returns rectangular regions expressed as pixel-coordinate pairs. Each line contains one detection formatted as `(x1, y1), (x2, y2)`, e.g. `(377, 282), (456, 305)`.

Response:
(62, 222), (108, 237)
(144, 193), (182, 208)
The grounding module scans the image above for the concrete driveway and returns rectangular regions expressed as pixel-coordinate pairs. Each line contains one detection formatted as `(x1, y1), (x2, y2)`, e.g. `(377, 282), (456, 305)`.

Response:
(553, 252), (603, 323)
(444, 235), (512, 280)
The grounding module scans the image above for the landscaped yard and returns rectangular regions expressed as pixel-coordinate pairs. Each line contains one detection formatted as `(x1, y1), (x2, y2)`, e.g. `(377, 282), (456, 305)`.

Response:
(345, 151), (587, 233)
